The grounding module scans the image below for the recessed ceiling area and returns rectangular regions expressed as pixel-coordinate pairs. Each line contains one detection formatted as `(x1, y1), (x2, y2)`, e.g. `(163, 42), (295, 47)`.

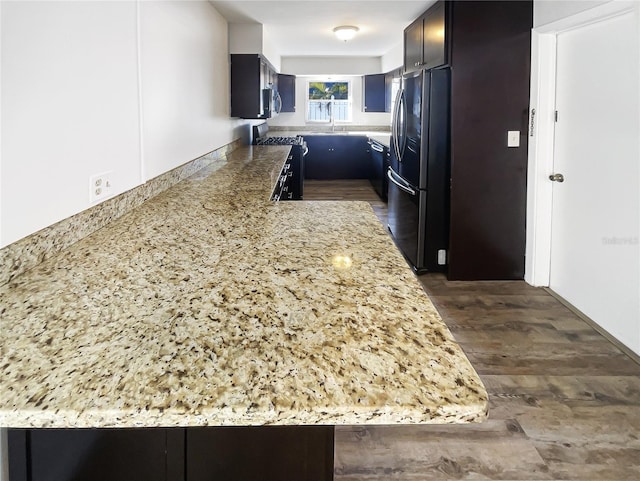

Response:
(209, 1), (435, 57)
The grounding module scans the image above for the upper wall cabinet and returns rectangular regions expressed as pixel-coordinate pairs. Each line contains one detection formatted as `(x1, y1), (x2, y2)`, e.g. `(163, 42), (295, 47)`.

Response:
(404, 1), (449, 73)
(230, 54), (277, 119)
(363, 74), (386, 113)
(404, 19), (423, 72)
(277, 74), (296, 113)
(364, 70), (402, 113)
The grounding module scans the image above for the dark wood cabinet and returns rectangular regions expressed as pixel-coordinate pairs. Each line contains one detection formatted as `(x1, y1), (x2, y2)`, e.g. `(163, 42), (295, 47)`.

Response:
(186, 426), (334, 481)
(404, 18), (424, 73)
(364, 69), (402, 115)
(8, 428), (185, 481)
(363, 74), (386, 112)
(423, 1), (447, 69)
(404, 0), (449, 73)
(447, 0), (532, 280)
(304, 135), (371, 180)
(277, 73), (296, 113)
(8, 426), (334, 481)
(230, 54), (277, 119)
(368, 139), (389, 201)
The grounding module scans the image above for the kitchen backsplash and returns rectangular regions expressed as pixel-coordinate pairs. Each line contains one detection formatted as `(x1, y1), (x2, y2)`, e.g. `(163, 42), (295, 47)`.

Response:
(0, 139), (243, 287)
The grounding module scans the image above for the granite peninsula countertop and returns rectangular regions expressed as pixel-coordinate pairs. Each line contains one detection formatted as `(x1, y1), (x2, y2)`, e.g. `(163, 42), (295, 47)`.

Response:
(0, 145), (487, 428)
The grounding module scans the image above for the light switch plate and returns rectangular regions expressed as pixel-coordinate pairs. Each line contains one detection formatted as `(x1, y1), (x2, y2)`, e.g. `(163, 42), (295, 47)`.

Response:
(508, 131), (520, 147)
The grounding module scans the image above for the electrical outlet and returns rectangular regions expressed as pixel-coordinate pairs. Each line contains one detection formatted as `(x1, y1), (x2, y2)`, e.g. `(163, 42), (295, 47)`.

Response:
(89, 171), (113, 203)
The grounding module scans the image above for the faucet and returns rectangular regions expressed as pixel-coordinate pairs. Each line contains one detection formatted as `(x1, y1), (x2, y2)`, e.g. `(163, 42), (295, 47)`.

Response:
(330, 95), (336, 131)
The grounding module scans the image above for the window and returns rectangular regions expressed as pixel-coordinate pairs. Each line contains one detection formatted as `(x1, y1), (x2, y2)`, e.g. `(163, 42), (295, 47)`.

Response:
(306, 81), (352, 123)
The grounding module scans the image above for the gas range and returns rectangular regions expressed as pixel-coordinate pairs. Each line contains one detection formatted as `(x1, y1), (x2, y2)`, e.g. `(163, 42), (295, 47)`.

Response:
(252, 123), (307, 201)
(255, 135), (305, 146)
(252, 122), (306, 147)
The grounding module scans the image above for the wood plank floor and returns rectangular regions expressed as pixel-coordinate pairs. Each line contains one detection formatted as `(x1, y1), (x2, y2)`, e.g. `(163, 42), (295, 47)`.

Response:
(304, 180), (640, 480)
(304, 179), (388, 226)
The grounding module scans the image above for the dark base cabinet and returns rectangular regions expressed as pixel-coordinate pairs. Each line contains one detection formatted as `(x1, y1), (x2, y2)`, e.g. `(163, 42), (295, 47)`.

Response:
(8, 428), (185, 481)
(187, 426), (334, 481)
(8, 426), (334, 481)
(304, 135), (371, 180)
(368, 139), (389, 201)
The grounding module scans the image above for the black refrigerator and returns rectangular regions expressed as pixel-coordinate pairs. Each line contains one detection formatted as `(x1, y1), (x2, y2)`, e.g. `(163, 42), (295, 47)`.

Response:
(388, 67), (450, 273)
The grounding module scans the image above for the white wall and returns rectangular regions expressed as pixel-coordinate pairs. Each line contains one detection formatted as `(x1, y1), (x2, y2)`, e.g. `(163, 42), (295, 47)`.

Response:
(262, 26), (282, 73)
(229, 23), (281, 71)
(0, 1), (246, 248)
(381, 42), (403, 73)
(282, 56), (382, 76)
(140, 1), (245, 179)
(229, 23), (263, 53)
(1, 1), (141, 247)
(267, 76), (391, 128)
(534, 0), (611, 27)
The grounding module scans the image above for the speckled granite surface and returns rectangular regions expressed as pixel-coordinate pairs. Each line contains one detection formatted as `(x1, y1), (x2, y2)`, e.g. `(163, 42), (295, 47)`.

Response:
(0, 139), (242, 287)
(0, 146), (487, 428)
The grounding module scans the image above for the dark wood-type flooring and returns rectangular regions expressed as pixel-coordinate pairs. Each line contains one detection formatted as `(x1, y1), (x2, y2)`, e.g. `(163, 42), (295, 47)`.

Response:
(304, 179), (388, 226)
(304, 180), (640, 481)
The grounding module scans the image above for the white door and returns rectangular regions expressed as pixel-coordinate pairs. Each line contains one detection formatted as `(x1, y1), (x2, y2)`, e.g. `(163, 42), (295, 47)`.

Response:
(549, 11), (640, 355)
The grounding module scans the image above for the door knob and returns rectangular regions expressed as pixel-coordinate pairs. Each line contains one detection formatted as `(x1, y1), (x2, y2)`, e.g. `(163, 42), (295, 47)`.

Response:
(549, 173), (565, 182)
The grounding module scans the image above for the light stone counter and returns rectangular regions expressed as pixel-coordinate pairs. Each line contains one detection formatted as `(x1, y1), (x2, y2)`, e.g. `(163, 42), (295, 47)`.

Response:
(0, 146), (487, 428)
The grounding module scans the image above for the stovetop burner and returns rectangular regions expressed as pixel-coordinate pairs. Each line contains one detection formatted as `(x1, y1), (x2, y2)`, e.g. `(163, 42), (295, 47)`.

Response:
(256, 135), (304, 146)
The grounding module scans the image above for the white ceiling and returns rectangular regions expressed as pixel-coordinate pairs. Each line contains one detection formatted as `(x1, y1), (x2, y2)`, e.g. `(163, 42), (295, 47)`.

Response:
(209, 0), (435, 57)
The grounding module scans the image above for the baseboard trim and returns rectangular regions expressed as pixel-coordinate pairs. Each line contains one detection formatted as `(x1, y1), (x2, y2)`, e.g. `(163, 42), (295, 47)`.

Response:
(544, 288), (640, 366)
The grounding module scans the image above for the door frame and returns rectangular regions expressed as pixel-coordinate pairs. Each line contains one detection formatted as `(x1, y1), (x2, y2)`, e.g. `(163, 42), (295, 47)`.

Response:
(525, 0), (640, 286)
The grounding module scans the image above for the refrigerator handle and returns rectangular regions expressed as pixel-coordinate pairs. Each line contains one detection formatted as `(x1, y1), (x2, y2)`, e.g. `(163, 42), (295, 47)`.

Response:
(391, 87), (403, 162)
(399, 90), (408, 159)
(391, 92), (398, 159)
(387, 169), (416, 196)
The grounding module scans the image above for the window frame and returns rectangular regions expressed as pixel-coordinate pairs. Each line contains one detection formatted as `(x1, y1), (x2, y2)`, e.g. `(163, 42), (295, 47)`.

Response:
(305, 79), (353, 124)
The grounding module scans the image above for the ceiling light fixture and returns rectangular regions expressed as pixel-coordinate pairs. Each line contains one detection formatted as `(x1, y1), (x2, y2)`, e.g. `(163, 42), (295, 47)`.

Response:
(333, 25), (359, 42)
